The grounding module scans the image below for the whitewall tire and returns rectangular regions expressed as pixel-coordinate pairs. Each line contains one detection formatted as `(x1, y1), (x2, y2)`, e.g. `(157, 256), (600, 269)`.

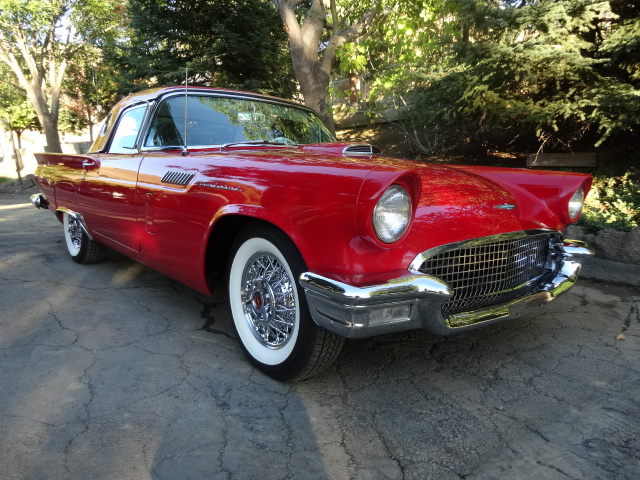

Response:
(62, 212), (107, 264)
(228, 225), (344, 381)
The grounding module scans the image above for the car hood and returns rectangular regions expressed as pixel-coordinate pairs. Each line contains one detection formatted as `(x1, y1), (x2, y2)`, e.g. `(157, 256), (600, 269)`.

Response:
(293, 146), (563, 242)
(189, 145), (564, 244)
(206, 144), (506, 192)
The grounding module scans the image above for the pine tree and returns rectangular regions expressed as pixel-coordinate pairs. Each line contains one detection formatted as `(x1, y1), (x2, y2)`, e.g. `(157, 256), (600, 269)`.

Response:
(403, 0), (640, 154)
(118, 0), (296, 98)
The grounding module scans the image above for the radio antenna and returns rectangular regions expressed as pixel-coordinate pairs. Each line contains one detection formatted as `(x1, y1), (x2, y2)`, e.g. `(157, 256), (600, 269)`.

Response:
(182, 67), (189, 156)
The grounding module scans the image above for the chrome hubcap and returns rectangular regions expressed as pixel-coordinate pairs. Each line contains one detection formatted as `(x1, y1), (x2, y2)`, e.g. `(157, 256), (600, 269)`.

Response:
(241, 252), (296, 349)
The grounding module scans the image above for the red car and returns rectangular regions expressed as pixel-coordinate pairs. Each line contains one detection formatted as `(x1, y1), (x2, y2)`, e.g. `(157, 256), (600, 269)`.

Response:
(31, 86), (593, 381)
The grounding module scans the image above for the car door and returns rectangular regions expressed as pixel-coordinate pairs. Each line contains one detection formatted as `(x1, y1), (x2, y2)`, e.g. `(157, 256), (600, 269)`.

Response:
(134, 92), (255, 292)
(79, 103), (149, 252)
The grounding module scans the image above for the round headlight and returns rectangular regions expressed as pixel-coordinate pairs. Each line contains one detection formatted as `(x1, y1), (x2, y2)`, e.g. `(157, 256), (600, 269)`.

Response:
(373, 185), (412, 243)
(568, 186), (584, 220)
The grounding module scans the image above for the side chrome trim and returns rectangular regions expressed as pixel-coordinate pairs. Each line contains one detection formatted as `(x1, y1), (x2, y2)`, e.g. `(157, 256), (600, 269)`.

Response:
(161, 170), (195, 187)
(55, 207), (94, 241)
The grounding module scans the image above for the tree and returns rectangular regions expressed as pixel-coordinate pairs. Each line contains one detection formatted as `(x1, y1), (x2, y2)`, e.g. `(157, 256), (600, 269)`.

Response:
(0, 0), (125, 153)
(0, 66), (39, 181)
(333, 0), (455, 137)
(271, 0), (380, 132)
(400, 0), (640, 154)
(118, 0), (296, 99)
(600, 0), (640, 82)
(61, 47), (121, 142)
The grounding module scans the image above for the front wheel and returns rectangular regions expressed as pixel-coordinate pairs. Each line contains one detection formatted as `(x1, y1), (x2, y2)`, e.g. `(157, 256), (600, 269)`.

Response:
(228, 225), (344, 381)
(63, 212), (107, 264)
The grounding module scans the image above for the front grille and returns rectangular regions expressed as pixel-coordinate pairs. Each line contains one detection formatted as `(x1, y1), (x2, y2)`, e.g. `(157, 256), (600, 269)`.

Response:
(417, 233), (552, 318)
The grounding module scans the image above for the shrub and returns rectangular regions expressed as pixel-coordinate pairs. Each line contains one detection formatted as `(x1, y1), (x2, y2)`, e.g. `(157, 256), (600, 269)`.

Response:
(578, 168), (640, 233)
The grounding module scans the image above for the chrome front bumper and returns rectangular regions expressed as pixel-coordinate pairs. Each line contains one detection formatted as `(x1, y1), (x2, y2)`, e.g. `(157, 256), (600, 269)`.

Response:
(300, 239), (593, 339)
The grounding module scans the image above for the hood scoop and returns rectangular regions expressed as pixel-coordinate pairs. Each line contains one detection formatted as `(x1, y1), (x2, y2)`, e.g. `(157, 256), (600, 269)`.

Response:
(342, 144), (381, 156)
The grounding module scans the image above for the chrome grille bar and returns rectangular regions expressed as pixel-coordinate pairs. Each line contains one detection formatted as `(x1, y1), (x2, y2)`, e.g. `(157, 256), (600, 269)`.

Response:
(417, 233), (552, 317)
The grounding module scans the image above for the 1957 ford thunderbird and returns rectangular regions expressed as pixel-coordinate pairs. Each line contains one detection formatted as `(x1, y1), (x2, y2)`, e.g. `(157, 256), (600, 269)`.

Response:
(31, 86), (593, 381)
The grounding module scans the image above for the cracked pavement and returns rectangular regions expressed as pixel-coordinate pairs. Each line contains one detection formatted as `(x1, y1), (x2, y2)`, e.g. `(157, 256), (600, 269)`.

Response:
(1, 196), (639, 480)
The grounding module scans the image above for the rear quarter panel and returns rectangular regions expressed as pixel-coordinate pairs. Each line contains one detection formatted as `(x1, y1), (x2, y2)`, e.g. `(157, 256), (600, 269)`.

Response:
(34, 153), (87, 216)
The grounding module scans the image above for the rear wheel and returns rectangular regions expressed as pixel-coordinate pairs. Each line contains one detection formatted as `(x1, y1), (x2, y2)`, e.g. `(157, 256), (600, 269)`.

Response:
(63, 212), (107, 264)
(228, 225), (344, 381)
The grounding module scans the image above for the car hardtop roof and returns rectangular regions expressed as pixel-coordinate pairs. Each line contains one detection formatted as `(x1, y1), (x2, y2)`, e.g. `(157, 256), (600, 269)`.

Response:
(115, 86), (311, 112)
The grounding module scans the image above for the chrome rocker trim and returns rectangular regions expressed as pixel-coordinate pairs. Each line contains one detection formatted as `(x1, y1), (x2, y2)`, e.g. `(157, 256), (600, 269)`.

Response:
(300, 237), (593, 339)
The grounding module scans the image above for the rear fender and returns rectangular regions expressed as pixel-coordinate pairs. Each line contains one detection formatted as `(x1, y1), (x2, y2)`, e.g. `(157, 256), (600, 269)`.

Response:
(34, 152), (88, 217)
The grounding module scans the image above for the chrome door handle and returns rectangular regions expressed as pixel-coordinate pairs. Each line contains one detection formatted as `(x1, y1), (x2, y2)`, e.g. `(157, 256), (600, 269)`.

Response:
(82, 159), (97, 170)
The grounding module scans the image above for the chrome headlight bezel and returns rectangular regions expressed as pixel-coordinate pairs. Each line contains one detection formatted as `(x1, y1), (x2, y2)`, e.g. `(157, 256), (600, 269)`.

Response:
(373, 185), (412, 243)
(568, 186), (584, 221)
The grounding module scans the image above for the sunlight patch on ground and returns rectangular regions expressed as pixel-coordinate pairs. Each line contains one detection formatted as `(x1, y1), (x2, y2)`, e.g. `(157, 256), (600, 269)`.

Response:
(0, 203), (32, 211)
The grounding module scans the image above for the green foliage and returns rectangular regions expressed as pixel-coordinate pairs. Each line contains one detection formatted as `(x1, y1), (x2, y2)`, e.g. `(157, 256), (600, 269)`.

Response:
(61, 49), (122, 135)
(387, 0), (640, 154)
(336, 1), (456, 96)
(117, 0), (296, 98)
(0, 101), (39, 132)
(601, 1), (640, 80)
(0, 65), (39, 134)
(0, 0), (126, 70)
(579, 169), (640, 232)
(0, 0), (126, 151)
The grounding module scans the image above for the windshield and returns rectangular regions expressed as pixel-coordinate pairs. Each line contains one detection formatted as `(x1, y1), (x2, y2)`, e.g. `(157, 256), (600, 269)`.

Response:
(144, 94), (335, 148)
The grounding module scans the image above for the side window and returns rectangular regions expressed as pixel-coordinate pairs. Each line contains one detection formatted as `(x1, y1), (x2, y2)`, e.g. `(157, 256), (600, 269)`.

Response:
(108, 105), (147, 153)
(99, 114), (111, 137)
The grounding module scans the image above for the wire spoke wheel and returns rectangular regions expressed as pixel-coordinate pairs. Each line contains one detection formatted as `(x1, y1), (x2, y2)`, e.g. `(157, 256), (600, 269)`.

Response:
(242, 252), (296, 349)
(228, 226), (345, 381)
(62, 211), (107, 264)
(64, 213), (83, 256)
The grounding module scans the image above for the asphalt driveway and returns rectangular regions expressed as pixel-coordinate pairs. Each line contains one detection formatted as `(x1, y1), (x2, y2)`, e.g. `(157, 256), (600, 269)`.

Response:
(1, 195), (639, 480)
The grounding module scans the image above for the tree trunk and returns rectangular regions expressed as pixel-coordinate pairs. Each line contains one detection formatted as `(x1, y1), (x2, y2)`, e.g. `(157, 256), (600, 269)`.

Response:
(292, 57), (335, 134)
(42, 115), (62, 153)
(21, 83), (63, 153)
(8, 129), (23, 184)
(273, 0), (378, 136)
(349, 72), (358, 103)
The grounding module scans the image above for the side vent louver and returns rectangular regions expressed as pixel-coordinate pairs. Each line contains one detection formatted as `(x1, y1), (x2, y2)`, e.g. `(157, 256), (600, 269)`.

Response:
(161, 171), (195, 187)
(342, 144), (381, 156)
